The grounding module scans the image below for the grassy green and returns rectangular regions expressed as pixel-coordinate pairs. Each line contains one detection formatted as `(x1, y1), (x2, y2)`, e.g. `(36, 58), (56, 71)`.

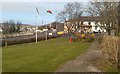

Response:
(2, 38), (91, 72)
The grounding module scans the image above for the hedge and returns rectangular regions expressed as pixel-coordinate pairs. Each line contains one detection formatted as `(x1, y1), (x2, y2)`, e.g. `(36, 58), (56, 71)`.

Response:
(2, 34), (63, 46)
(99, 35), (120, 70)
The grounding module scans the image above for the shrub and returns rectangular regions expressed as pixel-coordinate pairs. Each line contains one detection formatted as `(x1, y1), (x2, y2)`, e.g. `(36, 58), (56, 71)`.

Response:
(85, 37), (94, 42)
(99, 35), (119, 70)
(2, 35), (58, 46)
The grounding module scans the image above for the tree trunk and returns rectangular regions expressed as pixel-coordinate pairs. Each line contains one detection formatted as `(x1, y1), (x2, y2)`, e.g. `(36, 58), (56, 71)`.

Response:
(118, 15), (120, 35)
(106, 22), (111, 35)
(107, 29), (111, 35)
(117, 1), (120, 36)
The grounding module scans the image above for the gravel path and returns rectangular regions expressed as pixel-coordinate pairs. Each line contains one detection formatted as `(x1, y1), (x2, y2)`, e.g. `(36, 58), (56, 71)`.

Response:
(56, 36), (102, 72)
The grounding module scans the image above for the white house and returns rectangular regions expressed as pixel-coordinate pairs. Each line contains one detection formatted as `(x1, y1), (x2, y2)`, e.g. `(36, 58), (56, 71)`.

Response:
(0, 28), (2, 32)
(64, 16), (106, 33)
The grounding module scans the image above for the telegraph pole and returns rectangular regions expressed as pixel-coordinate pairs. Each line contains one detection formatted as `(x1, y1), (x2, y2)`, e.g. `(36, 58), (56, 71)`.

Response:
(46, 24), (47, 41)
(56, 20), (57, 37)
(55, 10), (58, 37)
(35, 15), (38, 43)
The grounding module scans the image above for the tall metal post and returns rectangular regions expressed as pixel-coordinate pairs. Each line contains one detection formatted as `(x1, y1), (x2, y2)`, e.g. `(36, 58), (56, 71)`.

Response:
(35, 15), (38, 43)
(55, 10), (58, 37)
(56, 20), (57, 37)
(46, 24), (47, 41)
(35, 7), (39, 43)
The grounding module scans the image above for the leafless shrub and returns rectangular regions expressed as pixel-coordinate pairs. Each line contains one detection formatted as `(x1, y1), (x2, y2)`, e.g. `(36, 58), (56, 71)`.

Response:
(100, 35), (119, 69)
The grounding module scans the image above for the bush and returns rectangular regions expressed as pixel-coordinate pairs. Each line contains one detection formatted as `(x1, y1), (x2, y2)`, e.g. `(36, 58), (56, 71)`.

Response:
(73, 37), (82, 42)
(2, 35), (58, 46)
(99, 35), (120, 70)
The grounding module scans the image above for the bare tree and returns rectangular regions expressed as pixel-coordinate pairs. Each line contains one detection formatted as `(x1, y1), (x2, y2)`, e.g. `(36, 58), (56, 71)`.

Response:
(2, 19), (22, 34)
(117, 1), (120, 36)
(72, 2), (83, 31)
(64, 3), (74, 19)
(56, 2), (84, 34)
(2, 21), (11, 34)
(87, 1), (119, 35)
(9, 19), (16, 33)
(16, 21), (22, 32)
(56, 10), (68, 22)
(56, 10), (73, 35)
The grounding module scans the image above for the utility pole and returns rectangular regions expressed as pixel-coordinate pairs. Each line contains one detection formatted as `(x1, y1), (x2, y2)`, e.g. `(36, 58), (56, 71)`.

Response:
(46, 24), (47, 41)
(42, 20), (43, 26)
(55, 10), (58, 37)
(56, 20), (57, 37)
(35, 15), (38, 43)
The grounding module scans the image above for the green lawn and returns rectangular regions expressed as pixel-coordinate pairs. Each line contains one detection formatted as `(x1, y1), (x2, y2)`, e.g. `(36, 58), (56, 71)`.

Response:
(2, 38), (91, 72)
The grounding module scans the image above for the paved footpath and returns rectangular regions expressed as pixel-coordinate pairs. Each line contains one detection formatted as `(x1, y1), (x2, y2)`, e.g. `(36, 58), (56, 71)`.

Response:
(56, 36), (102, 72)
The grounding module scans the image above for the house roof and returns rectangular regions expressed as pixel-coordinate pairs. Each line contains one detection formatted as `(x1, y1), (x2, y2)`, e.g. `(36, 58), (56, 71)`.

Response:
(67, 16), (100, 22)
